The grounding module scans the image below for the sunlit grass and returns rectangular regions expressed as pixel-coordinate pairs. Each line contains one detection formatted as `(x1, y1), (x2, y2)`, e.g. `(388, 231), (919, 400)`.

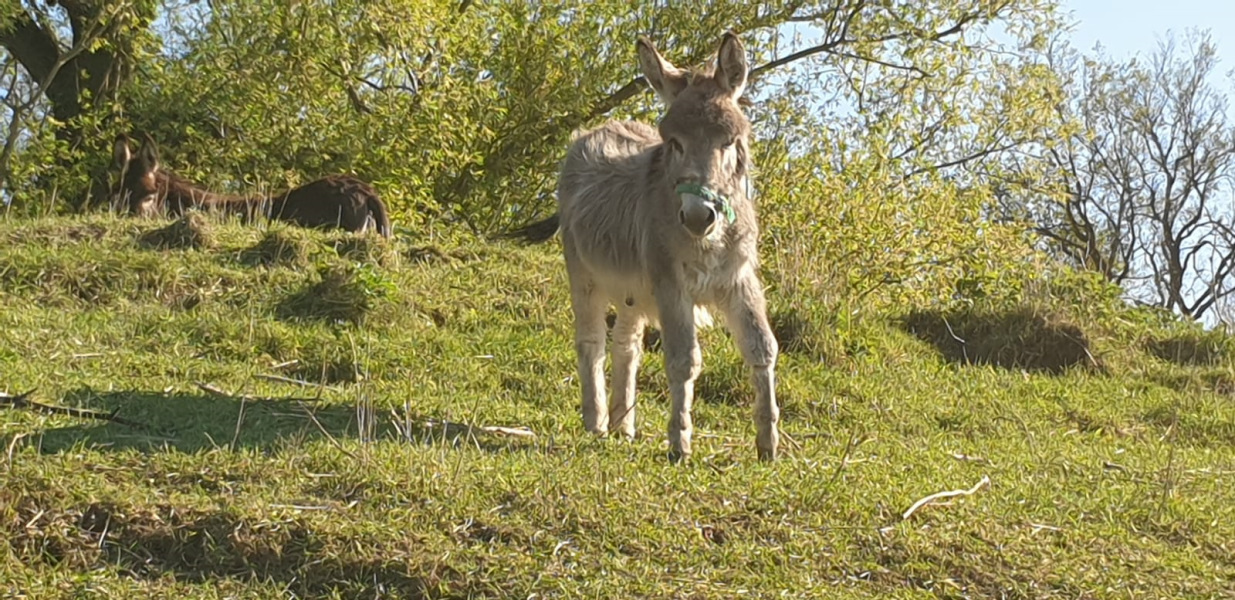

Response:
(1, 214), (1232, 598)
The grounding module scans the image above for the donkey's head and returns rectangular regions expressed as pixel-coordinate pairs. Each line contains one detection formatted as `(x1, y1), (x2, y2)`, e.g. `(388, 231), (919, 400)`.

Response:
(111, 132), (161, 217)
(639, 31), (751, 240)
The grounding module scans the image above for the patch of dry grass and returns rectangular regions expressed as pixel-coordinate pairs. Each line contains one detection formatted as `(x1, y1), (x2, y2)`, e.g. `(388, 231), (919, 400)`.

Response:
(138, 212), (215, 250)
(240, 228), (316, 268)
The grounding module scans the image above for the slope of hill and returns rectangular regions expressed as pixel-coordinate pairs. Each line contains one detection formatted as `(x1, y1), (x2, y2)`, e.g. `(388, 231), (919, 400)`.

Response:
(1, 214), (1232, 598)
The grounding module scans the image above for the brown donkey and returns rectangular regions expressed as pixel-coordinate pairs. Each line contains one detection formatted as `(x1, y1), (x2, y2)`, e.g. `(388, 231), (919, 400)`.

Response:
(111, 133), (392, 237)
(505, 32), (779, 462)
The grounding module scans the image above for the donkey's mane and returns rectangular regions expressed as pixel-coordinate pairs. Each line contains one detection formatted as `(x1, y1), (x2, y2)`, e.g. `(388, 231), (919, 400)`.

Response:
(684, 64), (712, 82)
(155, 170), (266, 218)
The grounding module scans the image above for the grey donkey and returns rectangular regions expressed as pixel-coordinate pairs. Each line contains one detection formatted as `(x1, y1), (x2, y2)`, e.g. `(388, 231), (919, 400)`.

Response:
(505, 31), (779, 462)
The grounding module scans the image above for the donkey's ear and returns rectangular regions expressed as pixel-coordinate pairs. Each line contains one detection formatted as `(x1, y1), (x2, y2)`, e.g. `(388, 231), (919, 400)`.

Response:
(637, 36), (688, 104)
(715, 31), (748, 99)
(112, 134), (132, 168)
(137, 132), (160, 173)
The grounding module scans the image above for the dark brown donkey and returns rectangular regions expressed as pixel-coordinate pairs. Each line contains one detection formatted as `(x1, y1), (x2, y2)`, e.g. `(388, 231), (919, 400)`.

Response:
(111, 133), (392, 237)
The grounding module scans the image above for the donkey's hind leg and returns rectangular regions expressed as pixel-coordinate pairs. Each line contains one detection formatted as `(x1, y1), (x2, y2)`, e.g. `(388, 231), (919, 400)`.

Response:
(566, 255), (609, 435)
(608, 305), (646, 439)
(723, 274), (780, 461)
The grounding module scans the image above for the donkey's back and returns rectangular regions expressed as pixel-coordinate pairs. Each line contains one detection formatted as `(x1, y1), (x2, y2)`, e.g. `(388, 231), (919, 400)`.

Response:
(558, 121), (663, 277)
(269, 175), (392, 237)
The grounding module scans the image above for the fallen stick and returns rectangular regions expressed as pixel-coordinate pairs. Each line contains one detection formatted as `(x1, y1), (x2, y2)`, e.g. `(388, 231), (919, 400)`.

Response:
(824, 434), (863, 492)
(270, 502), (357, 511)
(254, 373), (341, 391)
(479, 425), (536, 438)
(295, 400), (357, 459)
(197, 381), (320, 403)
(950, 452), (994, 466)
(0, 389), (144, 428)
(901, 475), (991, 521)
(424, 418), (536, 439)
(197, 382), (255, 399)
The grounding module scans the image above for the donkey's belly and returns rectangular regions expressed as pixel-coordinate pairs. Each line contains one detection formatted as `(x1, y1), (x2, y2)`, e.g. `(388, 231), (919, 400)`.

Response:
(575, 251), (718, 330)
(562, 193), (727, 328)
(585, 263), (652, 310)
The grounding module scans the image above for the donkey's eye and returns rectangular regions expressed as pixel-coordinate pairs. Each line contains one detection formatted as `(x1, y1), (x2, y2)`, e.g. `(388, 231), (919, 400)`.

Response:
(723, 138), (737, 149)
(667, 138), (684, 154)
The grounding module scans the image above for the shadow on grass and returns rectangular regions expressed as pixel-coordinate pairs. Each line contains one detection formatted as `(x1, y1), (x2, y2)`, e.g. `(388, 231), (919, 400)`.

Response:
(4, 500), (462, 597)
(1145, 331), (1230, 366)
(900, 307), (1100, 375)
(275, 263), (385, 325)
(34, 388), (537, 455)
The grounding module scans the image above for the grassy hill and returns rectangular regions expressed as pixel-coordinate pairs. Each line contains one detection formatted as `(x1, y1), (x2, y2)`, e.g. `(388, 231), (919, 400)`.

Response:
(1, 214), (1232, 598)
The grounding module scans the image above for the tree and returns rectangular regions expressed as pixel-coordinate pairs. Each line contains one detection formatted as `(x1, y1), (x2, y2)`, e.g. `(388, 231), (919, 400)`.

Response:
(2, 0), (1063, 227)
(1035, 31), (1235, 320)
(0, 0), (157, 209)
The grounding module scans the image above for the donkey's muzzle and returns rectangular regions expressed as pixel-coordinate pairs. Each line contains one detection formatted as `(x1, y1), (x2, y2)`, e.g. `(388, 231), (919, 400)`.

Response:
(679, 195), (719, 239)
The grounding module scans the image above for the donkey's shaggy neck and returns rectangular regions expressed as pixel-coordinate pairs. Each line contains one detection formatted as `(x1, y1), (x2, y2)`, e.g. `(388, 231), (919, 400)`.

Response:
(156, 171), (268, 218)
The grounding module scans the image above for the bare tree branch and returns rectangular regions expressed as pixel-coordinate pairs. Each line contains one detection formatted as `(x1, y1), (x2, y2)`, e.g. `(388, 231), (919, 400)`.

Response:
(1033, 31), (1235, 319)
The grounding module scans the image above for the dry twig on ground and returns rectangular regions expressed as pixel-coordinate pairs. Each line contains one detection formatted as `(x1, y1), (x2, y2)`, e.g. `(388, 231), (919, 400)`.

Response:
(901, 474), (991, 520)
(0, 389), (144, 428)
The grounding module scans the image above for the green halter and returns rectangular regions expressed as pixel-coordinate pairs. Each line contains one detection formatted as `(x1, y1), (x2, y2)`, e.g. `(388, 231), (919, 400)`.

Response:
(675, 183), (736, 224)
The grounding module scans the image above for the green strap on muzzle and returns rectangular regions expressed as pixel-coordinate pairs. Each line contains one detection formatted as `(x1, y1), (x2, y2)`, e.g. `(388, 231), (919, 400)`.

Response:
(675, 183), (736, 224)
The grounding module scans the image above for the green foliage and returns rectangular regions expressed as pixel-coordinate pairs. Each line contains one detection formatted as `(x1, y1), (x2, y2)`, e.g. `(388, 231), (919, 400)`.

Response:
(109, 1), (805, 231)
(8, 1), (1067, 231)
(0, 120), (74, 215)
(757, 143), (1040, 310)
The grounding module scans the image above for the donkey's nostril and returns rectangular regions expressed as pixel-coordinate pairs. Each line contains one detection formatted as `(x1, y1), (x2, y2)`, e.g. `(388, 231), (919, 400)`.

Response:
(704, 209), (716, 226)
(679, 210), (687, 224)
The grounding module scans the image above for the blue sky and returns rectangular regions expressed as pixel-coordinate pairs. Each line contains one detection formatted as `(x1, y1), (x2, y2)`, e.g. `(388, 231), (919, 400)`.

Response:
(1063, 1), (1235, 324)
(1065, 0), (1235, 66)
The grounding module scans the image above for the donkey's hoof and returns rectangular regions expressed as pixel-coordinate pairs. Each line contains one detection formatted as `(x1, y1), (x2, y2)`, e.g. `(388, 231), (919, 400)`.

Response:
(667, 439), (692, 464)
(757, 446), (778, 462)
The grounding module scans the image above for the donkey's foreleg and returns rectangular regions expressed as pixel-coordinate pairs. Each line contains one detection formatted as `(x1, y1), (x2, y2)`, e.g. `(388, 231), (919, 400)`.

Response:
(656, 286), (701, 462)
(608, 307), (646, 438)
(724, 273), (780, 461)
(569, 278), (610, 435)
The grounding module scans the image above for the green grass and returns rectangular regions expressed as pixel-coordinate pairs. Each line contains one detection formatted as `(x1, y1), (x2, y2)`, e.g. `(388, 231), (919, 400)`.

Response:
(1, 214), (1233, 598)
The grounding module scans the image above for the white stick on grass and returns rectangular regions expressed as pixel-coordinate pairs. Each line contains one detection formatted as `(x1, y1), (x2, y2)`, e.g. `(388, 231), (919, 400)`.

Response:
(901, 475), (991, 521)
